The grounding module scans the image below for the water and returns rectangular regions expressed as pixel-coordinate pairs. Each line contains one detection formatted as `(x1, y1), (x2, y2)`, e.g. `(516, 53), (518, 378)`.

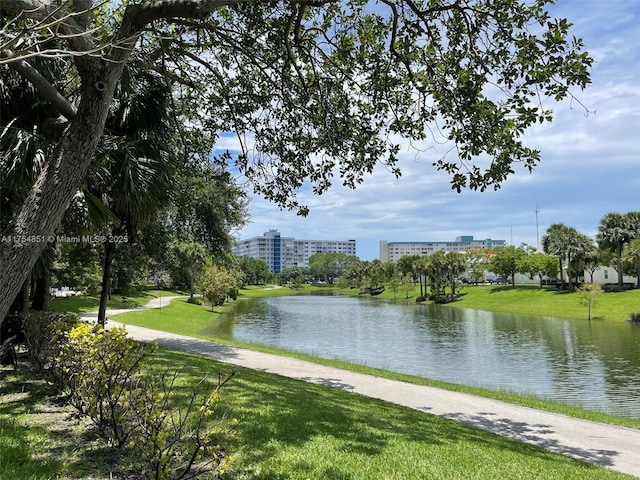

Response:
(211, 295), (640, 419)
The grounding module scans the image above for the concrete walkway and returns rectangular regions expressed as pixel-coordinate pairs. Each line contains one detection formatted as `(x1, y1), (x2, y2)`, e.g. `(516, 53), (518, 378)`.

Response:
(91, 296), (640, 478)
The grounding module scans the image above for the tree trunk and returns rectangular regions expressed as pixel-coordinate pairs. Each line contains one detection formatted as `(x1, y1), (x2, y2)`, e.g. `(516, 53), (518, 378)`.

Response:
(450, 274), (456, 300)
(557, 256), (565, 289)
(9, 279), (30, 314)
(0, 58), (132, 327)
(567, 253), (573, 292)
(97, 241), (117, 326)
(616, 245), (623, 289)
(31, 262), (52, 311)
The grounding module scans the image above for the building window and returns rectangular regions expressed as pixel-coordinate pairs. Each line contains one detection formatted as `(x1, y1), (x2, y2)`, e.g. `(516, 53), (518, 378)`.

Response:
(604, 270), (609, 280)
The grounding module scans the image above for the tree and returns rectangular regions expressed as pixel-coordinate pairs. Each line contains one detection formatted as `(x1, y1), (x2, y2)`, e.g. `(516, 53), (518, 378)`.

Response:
(169, 241), (208, 300)
(360, 259), (385, 293)
(622, 239), (640, 288)
(425, 251), (449, 302)
(201, 264), (235, 310)
(88, 69), (177, 324)
(542, 223), (572, 289)
(278, 266), (309, 288)
(577, 283), (602, 322)
(443, 251), (467, 301)
(597, 212), (635, 290)
(1, 61), (60, 312)
(236, 256), (272, 286)
(564, 231), (594, 292)
(412, 256), (429, 300)
(52, 241), (102, 293)
(519, 248), (558, 288)
(401, 275), (414, 300)
(0, 0), (593, 325)
(387, 275), (400, 301)
(396, 254), (420, 279)
(169, 163), (248, 256)
(308, 252), (358, 284)
(489, 245), (527, 286)
(465, 248), (494, 284)
(341, 260), (365, 289)
(584, 248), (610, 283)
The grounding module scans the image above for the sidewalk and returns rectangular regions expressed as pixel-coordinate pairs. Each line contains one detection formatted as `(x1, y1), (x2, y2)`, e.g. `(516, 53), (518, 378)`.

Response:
(94, 296), (640, 478)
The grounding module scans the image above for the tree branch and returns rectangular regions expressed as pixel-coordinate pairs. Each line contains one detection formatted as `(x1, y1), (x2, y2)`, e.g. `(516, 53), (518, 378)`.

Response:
(0, 0), (97, 55)
(4, 52), (77, 119)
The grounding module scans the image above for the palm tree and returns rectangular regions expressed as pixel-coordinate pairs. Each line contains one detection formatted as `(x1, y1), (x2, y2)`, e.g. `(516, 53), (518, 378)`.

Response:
(597, 212), (634, 290)
(542, 223), (572, 289)
(426, 251), (448, 302)
(444, 251), (467, 301)
(88, 70), (177, 325)
(565, 232), (595, 292)
(412, 256), (428, 300)
(622, 239), (640, 288)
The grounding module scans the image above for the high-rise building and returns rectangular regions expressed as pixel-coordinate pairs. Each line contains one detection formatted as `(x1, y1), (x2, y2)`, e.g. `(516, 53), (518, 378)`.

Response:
(379, 235), (506, 262)
(234, 229), (357, 273)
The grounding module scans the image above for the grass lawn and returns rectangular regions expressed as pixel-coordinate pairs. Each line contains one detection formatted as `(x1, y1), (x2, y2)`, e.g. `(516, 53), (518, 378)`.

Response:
(1, 350), (635, 480)
(336, 282), (640, 323)
(49, 289), (182, 314)
(450, 284), (640, 322)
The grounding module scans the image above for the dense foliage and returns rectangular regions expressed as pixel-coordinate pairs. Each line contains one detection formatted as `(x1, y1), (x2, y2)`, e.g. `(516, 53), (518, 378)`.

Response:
(0, 0), (593, 324)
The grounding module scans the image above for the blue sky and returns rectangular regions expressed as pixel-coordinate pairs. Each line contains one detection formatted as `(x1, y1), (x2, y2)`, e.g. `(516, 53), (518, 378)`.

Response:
(233, 0), (640, 261)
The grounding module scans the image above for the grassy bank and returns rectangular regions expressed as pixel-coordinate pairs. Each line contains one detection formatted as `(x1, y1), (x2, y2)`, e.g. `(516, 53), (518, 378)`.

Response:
(111, 292), (640, 430)
(336, 282), (640, 323)
(47, 284), (640, 427)
(450, 284), (640, 322)
(1, 350), (635, 480)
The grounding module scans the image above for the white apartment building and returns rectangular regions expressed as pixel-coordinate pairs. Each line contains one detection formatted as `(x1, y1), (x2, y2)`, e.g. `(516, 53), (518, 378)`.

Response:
(379, 235), (506, 262)
(234, 229), (357, 273)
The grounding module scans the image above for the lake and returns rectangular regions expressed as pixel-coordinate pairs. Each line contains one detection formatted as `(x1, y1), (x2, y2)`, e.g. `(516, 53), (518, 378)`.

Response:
(210, 294), (640, 419)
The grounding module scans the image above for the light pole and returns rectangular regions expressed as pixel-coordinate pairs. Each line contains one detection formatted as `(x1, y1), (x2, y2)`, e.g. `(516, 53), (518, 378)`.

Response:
(534, 204), (540, 251)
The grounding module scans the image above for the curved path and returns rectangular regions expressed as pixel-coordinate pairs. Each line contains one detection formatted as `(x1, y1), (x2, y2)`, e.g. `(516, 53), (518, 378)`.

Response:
(87, 296), (640, 478)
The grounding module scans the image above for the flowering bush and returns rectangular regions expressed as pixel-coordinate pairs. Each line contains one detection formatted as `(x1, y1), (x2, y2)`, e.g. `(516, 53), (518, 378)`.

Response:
(52, 322), (236, 478)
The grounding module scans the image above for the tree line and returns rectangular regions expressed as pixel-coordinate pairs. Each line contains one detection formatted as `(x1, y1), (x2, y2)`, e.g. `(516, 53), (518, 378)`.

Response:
(284, 211), (640, 304)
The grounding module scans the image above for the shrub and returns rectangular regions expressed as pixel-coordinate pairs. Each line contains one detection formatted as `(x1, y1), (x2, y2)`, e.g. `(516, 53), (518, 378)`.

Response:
(52, 324), (236, 479)
(21, 311), (78, 371)
(187, 297), (203, 306)
(629, 312), (640, 323)
(54, 324), (155, 447)
(125, 372), (237, 480)
(228, 287), (238, 301)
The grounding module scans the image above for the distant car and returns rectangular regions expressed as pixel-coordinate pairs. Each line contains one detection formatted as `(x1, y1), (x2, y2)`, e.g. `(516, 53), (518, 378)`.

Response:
(495, 277), (508, 284)
(461, 278), (472, 284)
(485, 277), (496, 284)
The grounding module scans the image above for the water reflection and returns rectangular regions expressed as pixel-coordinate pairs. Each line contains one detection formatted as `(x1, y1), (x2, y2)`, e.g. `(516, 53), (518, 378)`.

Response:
(217, 295), (640, 419)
